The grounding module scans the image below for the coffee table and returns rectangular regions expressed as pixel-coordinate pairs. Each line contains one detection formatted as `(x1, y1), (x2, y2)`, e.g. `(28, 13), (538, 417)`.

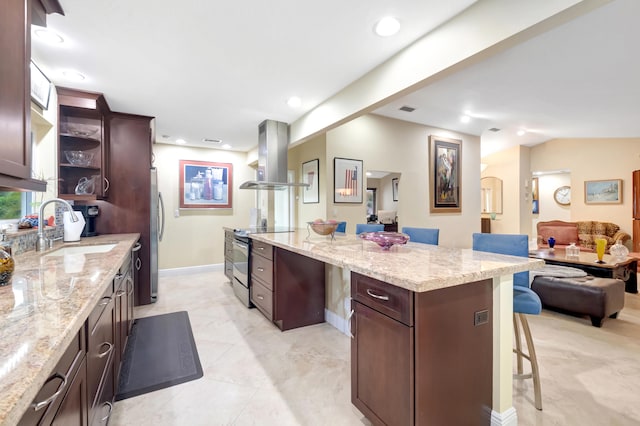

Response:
(529, 248), (637, 293)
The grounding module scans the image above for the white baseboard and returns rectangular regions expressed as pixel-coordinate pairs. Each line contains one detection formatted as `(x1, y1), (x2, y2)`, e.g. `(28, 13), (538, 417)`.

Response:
(325, 309), (350, 336)
(491, 407), (518, 426)
(159, 263), (222, 277)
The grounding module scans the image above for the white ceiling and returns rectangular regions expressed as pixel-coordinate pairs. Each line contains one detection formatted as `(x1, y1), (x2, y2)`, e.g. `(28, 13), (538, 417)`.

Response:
(32, 0), (640, 157)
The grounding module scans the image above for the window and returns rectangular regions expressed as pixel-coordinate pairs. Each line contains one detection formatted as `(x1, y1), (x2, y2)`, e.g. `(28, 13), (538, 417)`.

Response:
(366, 188), (377, 216)
(0, 192), (32, 222)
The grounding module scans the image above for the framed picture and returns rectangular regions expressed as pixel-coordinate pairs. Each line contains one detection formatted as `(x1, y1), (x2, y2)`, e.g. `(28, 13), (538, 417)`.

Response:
(392, 178), (399, 201)
(179, 159), (233, 209)
(302, 159), (319, 203)
(30, 60), (51, 110)
(532, 199), (539, 214)
(429, 135), (462, 213)
(334, 157), (363, 203)
(584, 179), (622, 204)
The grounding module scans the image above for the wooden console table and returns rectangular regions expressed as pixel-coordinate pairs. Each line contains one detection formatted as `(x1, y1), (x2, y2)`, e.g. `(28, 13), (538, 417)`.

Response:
(529, 248), (638, 293)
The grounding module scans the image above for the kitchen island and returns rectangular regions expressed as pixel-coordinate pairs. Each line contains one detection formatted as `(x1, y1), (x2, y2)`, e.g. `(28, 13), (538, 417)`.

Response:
(248, 230), (544, 425)
(0, 233), (140, 426)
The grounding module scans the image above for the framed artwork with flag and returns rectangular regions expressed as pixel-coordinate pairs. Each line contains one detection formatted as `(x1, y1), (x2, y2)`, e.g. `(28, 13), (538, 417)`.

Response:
(334, 157), (363, 203)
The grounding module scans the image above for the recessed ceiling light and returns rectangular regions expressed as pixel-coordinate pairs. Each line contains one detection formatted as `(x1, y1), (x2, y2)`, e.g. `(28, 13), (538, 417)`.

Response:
(34, 27), (64, 44)
(374, 17), (400, 37)
(176, 139), (186, 145)
(287, 96), (301, 108)
(460, 115), (471, 123)
(517, 130), (526, 136)
(61, 70), (85, 81)
(222, 144), (231, 149)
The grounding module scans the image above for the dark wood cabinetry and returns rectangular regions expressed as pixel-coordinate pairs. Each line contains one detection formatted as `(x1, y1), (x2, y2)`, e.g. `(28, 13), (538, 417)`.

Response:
(633, 170), (640, 252)
(351, 272), (493, 426)
(18, 328), (87, 426)
(95, 112), (155, 305)
(0, 0), (46, 191)
(114, 252), (133, 391)
(56, 87), (110, 200)
(250, 240), (326, 331)
(224, 231), (233, 281)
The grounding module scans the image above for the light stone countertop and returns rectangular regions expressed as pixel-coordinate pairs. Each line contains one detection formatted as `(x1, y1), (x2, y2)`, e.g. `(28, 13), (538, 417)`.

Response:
(249, 230), (545, 292)
(0, 233), (140, 426)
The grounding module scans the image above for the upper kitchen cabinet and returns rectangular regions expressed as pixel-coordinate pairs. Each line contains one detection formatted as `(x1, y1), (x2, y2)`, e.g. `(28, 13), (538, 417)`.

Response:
(0, 0), (63, 192)
(56, 87), (111, 200)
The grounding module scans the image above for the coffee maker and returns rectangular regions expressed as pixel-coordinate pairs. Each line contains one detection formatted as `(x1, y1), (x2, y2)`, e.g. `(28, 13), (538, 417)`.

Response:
(73, 205), (99, 237)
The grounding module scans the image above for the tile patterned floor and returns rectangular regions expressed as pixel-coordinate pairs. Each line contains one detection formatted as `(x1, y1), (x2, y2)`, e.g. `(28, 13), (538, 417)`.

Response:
(110, 270), (640, 425)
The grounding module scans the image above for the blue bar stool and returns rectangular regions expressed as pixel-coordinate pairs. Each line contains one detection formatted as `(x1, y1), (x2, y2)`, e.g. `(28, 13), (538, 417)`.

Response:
(472, 233), (543, 410)
(401, 227), (439, 245)
(335, 222), (347, 233)
(355, 224), (384, 235)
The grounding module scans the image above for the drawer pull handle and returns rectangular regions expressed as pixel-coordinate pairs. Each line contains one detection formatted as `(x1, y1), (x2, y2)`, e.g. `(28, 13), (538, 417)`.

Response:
(347, 308), (355, 339)
(257, 267), (265, 272)
(99, 296), (112, 306)
(132, 242), (142, 252)
(32, 373), (68, 411)
(98, 342), (114, 359)
(116, 290), (126, 297)
(257, 295), (264, 300)
(127, 277), (134, 295)
(101, 401), (114, 422)
(256, 246), (264, 250)
(366, 289), (389, 301)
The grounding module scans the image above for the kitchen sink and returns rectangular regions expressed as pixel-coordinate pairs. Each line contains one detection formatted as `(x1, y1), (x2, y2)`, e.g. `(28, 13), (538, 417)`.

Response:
(45, 243), (118, 256)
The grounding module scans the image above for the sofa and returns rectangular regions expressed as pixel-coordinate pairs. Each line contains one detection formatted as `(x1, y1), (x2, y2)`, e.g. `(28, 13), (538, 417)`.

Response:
(536, 220), (631, 253)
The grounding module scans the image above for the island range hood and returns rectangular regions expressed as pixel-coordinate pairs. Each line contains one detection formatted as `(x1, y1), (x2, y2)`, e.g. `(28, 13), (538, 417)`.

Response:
(240, 120), (309, 190)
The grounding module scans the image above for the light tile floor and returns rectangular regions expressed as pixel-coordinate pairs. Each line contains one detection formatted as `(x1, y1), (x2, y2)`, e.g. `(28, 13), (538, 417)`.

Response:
(110, 270), (640, 425)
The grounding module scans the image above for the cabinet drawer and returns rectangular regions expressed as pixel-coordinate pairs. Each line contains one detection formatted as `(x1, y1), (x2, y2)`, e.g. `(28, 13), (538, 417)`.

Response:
(251, 253), (273, 287)
(88, 285), (114, 335)
(87, 293), (115, 411)
(251, 278), (273, 321)
(352, 272), (413, 326)
(18, 328), (86, 426)
(251, 240), (273, 260)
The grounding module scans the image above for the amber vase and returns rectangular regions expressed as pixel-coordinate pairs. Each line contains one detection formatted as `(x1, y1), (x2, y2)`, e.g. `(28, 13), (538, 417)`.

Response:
(595, 238), (607, 264)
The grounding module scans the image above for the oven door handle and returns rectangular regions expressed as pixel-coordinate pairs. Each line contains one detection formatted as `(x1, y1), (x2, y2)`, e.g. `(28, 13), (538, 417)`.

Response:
(233, 240), (249, 251)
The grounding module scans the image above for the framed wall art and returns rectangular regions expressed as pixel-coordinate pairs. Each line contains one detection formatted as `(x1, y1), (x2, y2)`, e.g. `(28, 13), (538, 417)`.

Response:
(429, 135), (462, 213)
(392, 178), (399, 201)
(302, 159), (319, 203)
(179, 159), (233, 209)
(584, 179), (622, 204)
(30, 60), (51, 110)
(334, 157), (363, 203)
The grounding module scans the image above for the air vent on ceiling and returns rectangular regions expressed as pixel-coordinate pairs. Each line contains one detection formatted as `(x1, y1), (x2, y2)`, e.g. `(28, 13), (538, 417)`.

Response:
(202, 138), (222, 144)
(399, 105), (415, 112)
(488, 128), (501, 132)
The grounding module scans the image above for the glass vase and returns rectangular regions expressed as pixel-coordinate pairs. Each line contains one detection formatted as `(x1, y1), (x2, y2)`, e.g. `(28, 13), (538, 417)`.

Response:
(610, 240), (629, 261)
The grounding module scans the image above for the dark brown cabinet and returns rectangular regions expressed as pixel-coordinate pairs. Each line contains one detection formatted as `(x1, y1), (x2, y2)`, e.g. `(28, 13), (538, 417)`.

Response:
(249, 241), (326, 331)
(18, 328), (87, 426)
(633, 170), (640, 252)
(0, 0), (46, 191)
(56, 87), (110, 200)
(95, 112), (155, 305)
(351, 272), (493, 426)
(224, 231), (233, 281)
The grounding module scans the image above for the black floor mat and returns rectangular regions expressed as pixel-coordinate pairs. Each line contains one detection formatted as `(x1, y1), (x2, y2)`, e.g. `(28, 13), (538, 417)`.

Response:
(115, 311), (203, 400)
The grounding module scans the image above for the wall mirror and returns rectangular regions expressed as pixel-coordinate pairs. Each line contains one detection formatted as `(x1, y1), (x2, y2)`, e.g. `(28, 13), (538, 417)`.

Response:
(366, 170), (401, 222)
(481, 176), (503, 214)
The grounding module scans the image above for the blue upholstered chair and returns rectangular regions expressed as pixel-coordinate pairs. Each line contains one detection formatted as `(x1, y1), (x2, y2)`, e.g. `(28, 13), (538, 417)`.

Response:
(355, 223), (384, 235)
(472, 233), (543, 410)
(335, 221), (347, 233)
(401, 227), (439, 245)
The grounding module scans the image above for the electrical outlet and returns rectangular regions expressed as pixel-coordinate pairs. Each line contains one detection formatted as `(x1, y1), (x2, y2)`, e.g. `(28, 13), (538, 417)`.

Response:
(174, 209), (180, 218)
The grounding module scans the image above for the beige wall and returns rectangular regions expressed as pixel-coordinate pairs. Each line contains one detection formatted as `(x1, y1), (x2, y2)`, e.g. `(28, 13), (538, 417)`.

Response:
(324, 114), (482, 247)
(288, 134), (327, 227)
(530, 138), (638, 239)
(153, 144), (256, 269)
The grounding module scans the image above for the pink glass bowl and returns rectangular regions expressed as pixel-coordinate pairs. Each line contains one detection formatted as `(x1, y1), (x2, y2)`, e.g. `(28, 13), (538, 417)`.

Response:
(359, 232), (410, 250)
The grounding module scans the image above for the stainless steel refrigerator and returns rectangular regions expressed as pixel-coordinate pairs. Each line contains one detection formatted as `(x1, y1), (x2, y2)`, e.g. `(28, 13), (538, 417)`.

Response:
(150, 167), (165, 302)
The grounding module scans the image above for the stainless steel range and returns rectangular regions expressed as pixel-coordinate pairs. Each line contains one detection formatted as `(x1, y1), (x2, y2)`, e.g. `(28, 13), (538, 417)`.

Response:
(231, 227), (294, 307)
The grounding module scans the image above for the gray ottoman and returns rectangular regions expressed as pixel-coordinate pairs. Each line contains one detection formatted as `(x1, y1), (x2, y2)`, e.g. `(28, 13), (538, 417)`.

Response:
(531, 276), (625, 327)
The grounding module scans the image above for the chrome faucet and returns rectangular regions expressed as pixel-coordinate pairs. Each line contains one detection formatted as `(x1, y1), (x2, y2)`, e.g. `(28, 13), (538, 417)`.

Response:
(36, 198), (79, 252)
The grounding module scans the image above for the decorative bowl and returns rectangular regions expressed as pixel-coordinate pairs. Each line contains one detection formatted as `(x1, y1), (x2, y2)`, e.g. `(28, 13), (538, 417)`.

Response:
(0, 248), (15, 286)
(61, 123), (99, 138)
(307, 221), (340, 236)
(64, 150), (94, 167)
(359, 231), (410, 250)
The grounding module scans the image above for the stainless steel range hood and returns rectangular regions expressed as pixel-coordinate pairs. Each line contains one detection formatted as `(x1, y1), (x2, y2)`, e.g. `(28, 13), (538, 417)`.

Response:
(240, 120), (309, 190)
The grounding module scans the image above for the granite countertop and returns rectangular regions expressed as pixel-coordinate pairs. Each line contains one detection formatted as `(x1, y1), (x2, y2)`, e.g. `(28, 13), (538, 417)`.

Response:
(0, 233), (140, 426)
(249, 230), (544, 292)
